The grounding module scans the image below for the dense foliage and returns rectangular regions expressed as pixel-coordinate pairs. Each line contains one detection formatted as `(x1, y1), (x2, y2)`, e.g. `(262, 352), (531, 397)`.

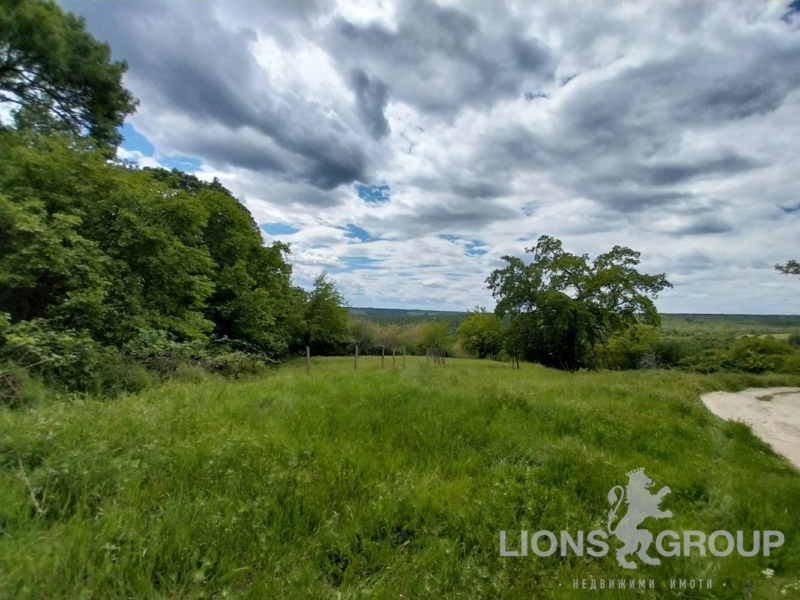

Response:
(0, 131), (348, 399)
(456, 308), (505, 359)
(776, 260), (800, 276)
(0, 0), (136, 148)
(486, 235), (672, 370)
(0, 0), (353, 401)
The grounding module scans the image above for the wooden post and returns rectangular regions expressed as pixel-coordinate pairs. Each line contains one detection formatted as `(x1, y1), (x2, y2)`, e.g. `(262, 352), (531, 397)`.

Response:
(392, 347), (396, 367)
(381, 345), (385, 368)
(306, 346), (310, 375)
(402, 347), (406, 369)
(426, 347), (430, 366)
(354, 344), (358, 370)
(442, 349), (446, 366)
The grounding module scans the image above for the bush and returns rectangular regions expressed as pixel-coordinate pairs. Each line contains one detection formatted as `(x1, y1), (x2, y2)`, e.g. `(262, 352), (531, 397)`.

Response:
(719, 336), (799, 374)
(0, 362), (52, 408)
(0, 318), (154, 397)
(200, 351), (269, 378)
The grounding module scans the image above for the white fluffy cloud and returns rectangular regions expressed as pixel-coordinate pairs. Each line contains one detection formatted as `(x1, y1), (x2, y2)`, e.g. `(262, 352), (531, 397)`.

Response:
(66, 0), (800, 312)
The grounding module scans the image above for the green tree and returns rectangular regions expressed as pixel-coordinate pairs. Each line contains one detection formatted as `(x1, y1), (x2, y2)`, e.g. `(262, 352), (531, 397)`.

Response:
(0, 0), (136, 148)
(304, 273), (349, 355)
(420, 321), (450, 351)
(776, 260), (800, 276)
(0, 132), (215, 343)
(349, 317), (375, 354)
(147, 168), (301, 356)
(486, 235), (671, 371)
(456, 307), (505, 359)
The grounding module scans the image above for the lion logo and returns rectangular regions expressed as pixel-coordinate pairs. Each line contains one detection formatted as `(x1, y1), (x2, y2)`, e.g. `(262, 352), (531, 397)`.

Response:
(607, 467), (672, 569)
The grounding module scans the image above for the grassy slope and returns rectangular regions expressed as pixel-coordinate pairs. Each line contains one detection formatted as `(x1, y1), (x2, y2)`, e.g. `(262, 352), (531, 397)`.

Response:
(1, 358), (800, 599)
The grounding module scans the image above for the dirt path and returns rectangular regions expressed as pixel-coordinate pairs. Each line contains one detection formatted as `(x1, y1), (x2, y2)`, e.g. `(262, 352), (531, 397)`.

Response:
(701, 387), (800, 469)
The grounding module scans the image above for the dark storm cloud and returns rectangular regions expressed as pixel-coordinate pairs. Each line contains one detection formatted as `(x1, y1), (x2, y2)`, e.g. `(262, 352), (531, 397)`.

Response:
(364, 198), (519, 238)
(457, 22), (800, 216)
(327, 0), (554, 115)
(411, 175), (512, 200)
(629, 153), (759, 187)
(350, 69), (391, 139)
(64, 0), (372, 189)
(670, 216), (735, 236)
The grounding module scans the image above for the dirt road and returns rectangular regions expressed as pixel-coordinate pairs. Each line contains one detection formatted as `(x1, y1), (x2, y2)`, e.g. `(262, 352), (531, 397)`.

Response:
(701, 387), (800, 469)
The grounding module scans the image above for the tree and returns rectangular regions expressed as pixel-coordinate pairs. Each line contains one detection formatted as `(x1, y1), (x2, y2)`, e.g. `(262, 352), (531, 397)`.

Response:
(0, 131), (215, 343)
(457, 307), (505, 359)
(776, 260), (800, 276)
(148, 168), (301, 356)
(376, 323), (403, 353)
(304, 273), (349, 355)
(0, 0), (136, 148)
(420, 322), (450, 351)
(486, 235), (671, 371)
(349, 317), (375, 353)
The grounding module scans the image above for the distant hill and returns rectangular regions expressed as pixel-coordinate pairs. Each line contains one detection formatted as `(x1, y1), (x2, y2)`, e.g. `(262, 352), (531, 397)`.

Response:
(349, 307), (800, 330)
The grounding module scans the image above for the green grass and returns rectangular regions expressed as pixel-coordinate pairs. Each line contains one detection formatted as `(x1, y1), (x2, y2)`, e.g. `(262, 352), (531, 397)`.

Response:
(2, 358), (800, 598)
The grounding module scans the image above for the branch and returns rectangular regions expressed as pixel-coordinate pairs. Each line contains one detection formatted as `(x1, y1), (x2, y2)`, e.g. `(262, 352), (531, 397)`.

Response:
(18, 459), (47, 518)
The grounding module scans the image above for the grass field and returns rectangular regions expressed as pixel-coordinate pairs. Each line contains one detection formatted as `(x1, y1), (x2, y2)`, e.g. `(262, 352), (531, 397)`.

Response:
(2, 358), (800, 598)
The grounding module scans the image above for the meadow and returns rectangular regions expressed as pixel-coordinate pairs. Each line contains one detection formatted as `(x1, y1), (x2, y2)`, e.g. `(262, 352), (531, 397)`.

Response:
(2, 357), (800, 598)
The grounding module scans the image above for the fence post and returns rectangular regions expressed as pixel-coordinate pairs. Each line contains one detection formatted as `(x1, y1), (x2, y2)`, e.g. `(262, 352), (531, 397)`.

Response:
(442, 349), (446, 366)
(381, 346), (385, 368)
(354, 344), (358, 370)
(402, 347), (406, 369)
(306, 346), (310, 375)
(426, 347), (430, 366)
(393, 347), (396, 368)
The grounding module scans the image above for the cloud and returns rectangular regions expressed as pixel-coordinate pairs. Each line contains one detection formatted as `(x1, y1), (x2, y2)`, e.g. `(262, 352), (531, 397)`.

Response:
(65, 0), (800, 313)
(327, 0), (554, 116)
(350, 69), (391, 139)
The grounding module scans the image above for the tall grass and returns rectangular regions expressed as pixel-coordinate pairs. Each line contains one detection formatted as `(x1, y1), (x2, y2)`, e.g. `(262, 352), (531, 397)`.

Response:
(1, 358), (799, 598)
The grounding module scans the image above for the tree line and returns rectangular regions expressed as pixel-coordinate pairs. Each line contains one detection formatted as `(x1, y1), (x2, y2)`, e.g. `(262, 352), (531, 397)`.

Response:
(0, 0), (351, 400)
(1, 0), (797, 403)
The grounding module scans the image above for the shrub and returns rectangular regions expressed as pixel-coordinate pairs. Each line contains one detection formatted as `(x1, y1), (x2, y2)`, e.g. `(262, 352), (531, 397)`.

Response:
(719, 336), (799, 374)
(0, 318), (154, 397)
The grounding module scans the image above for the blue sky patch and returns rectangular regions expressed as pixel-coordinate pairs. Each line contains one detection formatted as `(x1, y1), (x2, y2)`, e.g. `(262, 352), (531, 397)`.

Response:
(260, 222), (299, 236)
(344, 223), (375, 242)
(329, 256), (382, 274)
(438, 233), (460, 242)
(356, 183), (391, 203)
(119, 123), (202, 172)
(161, 155), (203, 171)
(466, 240), (487, 256)
(120, 123), (155, 155)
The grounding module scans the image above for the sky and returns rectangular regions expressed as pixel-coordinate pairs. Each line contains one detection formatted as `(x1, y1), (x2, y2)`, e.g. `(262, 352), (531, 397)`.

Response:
(63, 0), (800, 313)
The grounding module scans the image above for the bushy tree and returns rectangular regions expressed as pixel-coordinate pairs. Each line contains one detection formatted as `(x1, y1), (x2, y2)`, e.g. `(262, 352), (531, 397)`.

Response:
(719, 336), (798, 374)
(487, 235), (671, 371)
(147, 168), (302, 356)
(0, 0), (136, 148)
(0, 132), (216, 343)
(304, 273), (349, 355)
(776, 260), (800, 276)
(349, 317), (375, 354)
(420, 322), (450, 352)
(457, 307), (505, 359)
